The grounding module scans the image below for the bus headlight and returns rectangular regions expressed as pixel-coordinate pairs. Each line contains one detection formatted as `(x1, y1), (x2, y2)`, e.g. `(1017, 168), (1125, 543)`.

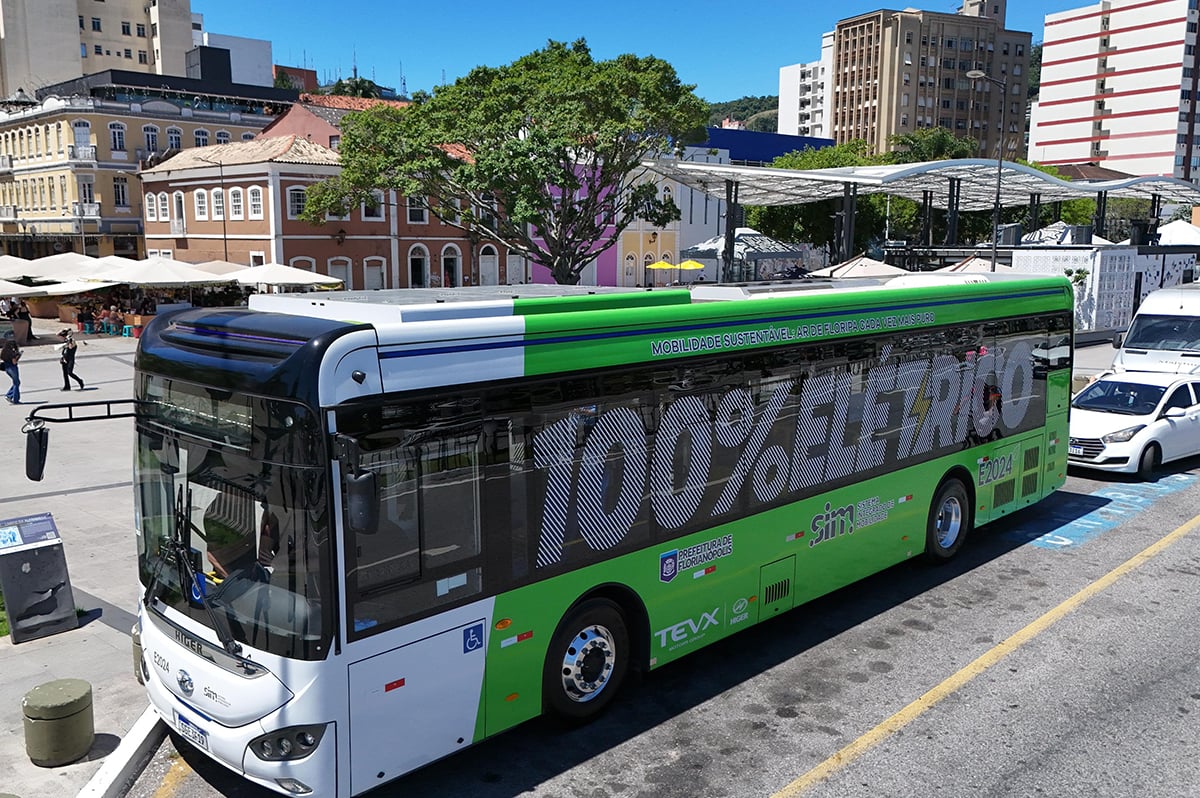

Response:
(249, 723), (328, 762)
(1102, 425), (1145, 444)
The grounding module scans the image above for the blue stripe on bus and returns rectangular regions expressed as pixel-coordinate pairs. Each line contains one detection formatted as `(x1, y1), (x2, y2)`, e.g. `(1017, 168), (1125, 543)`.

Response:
(378, 288), (1065, 361)
(1003, 472), (1197, 550)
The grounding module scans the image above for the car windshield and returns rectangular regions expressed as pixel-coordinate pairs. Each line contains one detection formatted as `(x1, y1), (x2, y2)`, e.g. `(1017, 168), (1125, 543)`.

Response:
(1072, 380), (1166, 416)
(1124, 314), (1200, 351)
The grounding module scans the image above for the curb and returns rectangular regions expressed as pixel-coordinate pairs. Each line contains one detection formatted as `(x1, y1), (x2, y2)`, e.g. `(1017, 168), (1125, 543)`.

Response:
(78, 706), (165, 798)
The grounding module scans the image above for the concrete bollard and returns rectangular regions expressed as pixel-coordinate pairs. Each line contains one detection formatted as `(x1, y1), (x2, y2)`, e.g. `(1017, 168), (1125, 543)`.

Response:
(22, 678), (94, 767)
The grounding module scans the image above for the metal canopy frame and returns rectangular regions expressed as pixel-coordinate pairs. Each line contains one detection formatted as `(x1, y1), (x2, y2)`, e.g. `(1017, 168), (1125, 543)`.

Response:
(646, 157), (1200, 264)
(645, 157), (1200, 211)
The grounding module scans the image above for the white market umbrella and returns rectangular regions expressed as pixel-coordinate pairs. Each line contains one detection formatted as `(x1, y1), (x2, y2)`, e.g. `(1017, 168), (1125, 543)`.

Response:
(935, 256), (1015, 273)
(227, 262), (344, 288)
(26, 252), (104, 281)
(0, 278), (46, 297)
(91, 255), (235, 287)
(0, 255), (34, 280)
(809, 255), (907, 278)
(193, 259), (248, 276)
(37, 279), (121, 296)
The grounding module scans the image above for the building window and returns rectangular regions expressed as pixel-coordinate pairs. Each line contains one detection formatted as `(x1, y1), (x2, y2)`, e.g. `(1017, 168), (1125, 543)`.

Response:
(215, 131), (230, 144)
(79, 15), (84, 29)
(408, 245), (428, 287)
(146, 192), (157, 221)
(229, 187), (243, 220)
(194, 188), (208, 220)
(287, 187), (306, 218)
(137, 50), (148, 64)
(113, 176), (129, 208)
(248, 186), (263, 219)
(136, 23), (146, 36)
(194, 129), (209, 147)
(143, 125), (158, 152)
(95, 44), (104, 55)
(363, 190), (384, 220)
(91, 17), (102, 31)
(166, 127), (181, 149)
(121, 20), (131, 35)
(407, 195), (428, 223)
(241, 132), (254, 141)
(212, 188), (224, 220)
(81, 43), (88, 58)
(158, 192), (169, 221)
(124, 48), (132, 59)
(109, 122), (126, 152)
(329, 135), (340, 151)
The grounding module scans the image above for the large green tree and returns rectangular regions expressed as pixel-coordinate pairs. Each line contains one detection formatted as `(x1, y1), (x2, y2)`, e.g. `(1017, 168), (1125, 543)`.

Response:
(302, 39), (708, 284)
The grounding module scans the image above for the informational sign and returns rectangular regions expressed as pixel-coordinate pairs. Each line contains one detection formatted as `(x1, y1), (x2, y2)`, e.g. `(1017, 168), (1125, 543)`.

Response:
(0, 513), (79, 643)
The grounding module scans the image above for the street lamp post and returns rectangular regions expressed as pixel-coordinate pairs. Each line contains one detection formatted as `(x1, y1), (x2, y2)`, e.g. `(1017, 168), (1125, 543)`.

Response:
(195, 154), (229, 261)
(967, 69), (1007, 272)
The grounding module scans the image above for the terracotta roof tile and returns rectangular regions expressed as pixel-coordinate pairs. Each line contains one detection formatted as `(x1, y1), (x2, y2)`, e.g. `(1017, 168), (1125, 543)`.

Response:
(140, 135), (339, 174)
(298, 93), (409, 111)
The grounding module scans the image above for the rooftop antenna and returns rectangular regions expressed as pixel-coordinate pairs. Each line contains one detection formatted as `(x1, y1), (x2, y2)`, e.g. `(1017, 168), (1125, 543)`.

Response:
(352, 49), (358, 80)
(399, 60), (407, 98)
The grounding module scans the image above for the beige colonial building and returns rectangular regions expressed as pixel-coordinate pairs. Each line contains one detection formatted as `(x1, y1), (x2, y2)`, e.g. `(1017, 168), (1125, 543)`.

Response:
(829, 0), (1031, 159)
(140, 135), (514, 289)
(0, 0), (193, 98)
(0, 70), (291, 258)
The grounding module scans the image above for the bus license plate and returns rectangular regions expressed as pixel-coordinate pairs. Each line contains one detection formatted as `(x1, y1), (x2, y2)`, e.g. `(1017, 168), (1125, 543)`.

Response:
(1068, 445), (1084, 456)
(175, 711), (209, 750)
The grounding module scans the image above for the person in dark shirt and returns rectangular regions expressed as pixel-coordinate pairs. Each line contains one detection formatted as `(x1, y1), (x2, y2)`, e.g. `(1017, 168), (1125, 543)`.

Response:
(56, 329), (84, 391)
(2, 338), (21, 403)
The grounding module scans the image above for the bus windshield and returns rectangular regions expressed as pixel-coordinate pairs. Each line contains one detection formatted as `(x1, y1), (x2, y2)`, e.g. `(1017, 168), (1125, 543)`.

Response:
(1124, 313), (1200, 352)
(134, 383), (331, 660)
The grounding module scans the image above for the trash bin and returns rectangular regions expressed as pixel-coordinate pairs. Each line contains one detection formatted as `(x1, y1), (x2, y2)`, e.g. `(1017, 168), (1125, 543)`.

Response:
(22, 678), (94, 766)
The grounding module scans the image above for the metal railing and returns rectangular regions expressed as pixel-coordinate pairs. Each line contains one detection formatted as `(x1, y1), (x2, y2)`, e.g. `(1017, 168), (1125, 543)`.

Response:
(0, 205), (16, 220)
(66, 144), (97, 161)
(71, 202), (101, 218)
(170, 219), (186, 236)
(0, 154), (11, 172)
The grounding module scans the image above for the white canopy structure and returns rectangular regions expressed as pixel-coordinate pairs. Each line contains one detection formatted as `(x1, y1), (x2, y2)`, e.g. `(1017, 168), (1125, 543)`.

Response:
(0, 278), (45, 297)
(226, 262), (344, 288)
(91, 256), (233, 287)
(935, 256), (1015, 273)
(682, 227), (807, 261)
(0, 255), (35, 280)
(1151, 219), (1200, 246)
(193, 259), (249, 276)
(26, 252), (104, 281)
(809, 255), (907, 278)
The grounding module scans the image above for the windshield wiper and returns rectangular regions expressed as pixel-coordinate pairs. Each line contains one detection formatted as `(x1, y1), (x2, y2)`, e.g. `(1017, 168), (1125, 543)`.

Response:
(144, 484), (243, 658)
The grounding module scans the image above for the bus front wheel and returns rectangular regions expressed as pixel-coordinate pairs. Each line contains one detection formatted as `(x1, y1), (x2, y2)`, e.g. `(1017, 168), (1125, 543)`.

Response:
(926, 478), (971, 563)
(543, 598), (629, 723)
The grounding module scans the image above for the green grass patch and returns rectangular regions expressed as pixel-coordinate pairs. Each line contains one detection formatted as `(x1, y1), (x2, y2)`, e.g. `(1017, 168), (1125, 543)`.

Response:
(0, 588), (8, 638)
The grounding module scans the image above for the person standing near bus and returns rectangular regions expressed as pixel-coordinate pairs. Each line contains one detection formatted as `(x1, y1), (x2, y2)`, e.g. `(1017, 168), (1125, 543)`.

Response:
(56, 329), (84, 391)
(2, 338), (21, 403)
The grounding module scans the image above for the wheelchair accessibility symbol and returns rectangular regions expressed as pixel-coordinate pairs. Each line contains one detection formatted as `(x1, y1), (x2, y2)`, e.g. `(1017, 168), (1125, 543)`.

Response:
(463, 623), (484, 654)
(189, 574), (206, 604)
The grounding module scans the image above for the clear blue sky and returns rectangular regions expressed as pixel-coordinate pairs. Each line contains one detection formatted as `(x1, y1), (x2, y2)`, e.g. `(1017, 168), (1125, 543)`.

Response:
(198, 0), (1083, 102)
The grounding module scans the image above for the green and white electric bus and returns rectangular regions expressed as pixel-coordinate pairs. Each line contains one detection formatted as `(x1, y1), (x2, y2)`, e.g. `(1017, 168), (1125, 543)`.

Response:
(89, 275), (1074, 795)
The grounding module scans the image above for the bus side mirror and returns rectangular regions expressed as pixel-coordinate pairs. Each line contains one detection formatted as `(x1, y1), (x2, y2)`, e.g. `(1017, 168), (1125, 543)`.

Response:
(345, 471), (378, 535)
(25, 424), (48, 481)
(1112, 332), (1123, 349)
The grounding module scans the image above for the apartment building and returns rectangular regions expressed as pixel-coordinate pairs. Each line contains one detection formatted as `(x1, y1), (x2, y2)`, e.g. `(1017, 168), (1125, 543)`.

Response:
(1029, 0), (1200, 181)
(0, 0), (193, 98)
(808, 2), (1030, 158)
(778, 33), (834, 138)
(0, 69), (290, 258)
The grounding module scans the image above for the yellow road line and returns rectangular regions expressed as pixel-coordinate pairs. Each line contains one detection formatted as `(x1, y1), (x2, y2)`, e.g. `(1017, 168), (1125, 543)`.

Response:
(151, 755), (191, 798)
(772, 511), (1200, 798)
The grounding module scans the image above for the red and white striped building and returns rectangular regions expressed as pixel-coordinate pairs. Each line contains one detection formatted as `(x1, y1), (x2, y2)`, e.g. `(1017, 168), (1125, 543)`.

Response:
(1029, 0), (1200, 181)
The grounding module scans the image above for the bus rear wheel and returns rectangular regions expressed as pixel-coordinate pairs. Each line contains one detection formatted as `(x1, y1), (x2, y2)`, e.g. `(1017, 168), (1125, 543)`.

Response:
(926, 478), (971, 563)
(543, 598), (629, 723)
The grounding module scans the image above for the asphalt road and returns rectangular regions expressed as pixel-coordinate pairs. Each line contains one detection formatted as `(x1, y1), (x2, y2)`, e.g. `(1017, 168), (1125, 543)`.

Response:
(129, 454), (1200, 798)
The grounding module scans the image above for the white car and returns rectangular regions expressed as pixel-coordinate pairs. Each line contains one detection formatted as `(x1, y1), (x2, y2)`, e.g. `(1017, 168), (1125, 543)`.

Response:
(1068, 371), (1200, 478)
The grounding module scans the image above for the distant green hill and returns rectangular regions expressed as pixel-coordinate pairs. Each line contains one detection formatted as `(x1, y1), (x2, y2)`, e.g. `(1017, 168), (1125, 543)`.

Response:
(708, 96), (778, 127)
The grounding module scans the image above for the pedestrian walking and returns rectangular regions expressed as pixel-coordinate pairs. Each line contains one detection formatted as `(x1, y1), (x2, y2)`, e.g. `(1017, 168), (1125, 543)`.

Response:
(56, 329), (84, 391)
(1, 337), (21, 404)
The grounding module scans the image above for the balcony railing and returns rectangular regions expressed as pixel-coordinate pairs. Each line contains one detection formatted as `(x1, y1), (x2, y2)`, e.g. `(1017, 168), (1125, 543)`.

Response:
(0, 154), (11, 173)
(66, 144), (97, 162)
(170, 219), (186, 236)
(0, 205), (16, 220)
(71, 202), (101, 218)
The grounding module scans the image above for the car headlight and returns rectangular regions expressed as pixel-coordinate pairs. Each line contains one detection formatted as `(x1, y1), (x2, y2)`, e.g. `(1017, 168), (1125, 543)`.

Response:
(1102, 425), (1145, 444)
(249, 723), (328, 762)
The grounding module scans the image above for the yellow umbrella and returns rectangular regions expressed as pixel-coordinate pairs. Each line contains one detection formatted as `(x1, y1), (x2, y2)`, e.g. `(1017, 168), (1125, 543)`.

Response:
(644, 260), (675, 286)
(677, 259), (706, 270)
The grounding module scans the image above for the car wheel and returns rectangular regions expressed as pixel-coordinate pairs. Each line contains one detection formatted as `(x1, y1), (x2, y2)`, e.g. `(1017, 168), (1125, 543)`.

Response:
(543, 598), (629, 723)
(926, 478), (972, 563)
(1137, 443), (1161, 480)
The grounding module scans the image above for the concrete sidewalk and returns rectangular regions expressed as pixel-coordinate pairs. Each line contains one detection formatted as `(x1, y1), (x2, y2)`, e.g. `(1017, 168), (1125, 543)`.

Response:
(0, 317), (163, 798)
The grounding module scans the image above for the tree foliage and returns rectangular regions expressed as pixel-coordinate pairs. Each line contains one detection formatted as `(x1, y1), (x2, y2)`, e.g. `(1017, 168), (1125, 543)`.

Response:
(327, 76), (383, 98)
(302, 39), (708, 284)
(707, 95), (778, 127)
(887, 127), (979, 163)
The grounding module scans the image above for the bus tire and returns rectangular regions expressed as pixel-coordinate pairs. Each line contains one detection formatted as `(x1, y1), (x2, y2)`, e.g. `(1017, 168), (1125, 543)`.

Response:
(926, 478), (971, 563)
(1137, 443), (1161, 480)
(543, 598), (629, 724)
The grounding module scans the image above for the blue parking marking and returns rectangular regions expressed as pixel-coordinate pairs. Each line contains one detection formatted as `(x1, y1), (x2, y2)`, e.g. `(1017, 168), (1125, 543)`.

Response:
(1005, 473), (1197, 550)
